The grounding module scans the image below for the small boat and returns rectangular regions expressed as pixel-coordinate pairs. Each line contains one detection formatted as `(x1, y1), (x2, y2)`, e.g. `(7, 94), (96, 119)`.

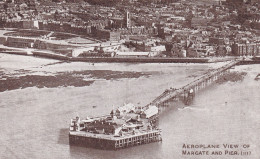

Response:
(92, 105), (97, 108)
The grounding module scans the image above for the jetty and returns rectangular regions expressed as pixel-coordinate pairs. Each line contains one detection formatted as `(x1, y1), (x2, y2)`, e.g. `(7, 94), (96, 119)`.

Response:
(146, 60), (241, 107)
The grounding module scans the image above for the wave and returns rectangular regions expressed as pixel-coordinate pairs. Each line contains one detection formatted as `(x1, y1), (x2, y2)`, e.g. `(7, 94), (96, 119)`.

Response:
(178, 106), (208, 111)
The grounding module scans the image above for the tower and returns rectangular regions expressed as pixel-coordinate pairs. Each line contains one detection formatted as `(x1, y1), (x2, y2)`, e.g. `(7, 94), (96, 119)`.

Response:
(125, 10), (131, 28)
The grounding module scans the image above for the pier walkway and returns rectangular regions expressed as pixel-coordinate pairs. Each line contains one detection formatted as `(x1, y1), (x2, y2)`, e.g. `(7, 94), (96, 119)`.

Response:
(146, 60), (241, 107)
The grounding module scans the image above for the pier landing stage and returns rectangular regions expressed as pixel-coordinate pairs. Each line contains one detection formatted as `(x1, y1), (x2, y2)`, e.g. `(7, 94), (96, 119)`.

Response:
(69, 129), (161, 150)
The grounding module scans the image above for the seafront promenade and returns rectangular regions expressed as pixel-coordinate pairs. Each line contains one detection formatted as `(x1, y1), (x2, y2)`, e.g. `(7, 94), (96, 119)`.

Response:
(0, 45), (245, 64)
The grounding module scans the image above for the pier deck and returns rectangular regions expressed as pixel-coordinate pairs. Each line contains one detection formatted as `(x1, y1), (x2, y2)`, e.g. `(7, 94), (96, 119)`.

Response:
(147, 60), (241, 107)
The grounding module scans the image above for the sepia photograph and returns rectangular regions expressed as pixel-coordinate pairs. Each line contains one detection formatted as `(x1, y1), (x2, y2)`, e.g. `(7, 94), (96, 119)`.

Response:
(0, 0), (259, 159)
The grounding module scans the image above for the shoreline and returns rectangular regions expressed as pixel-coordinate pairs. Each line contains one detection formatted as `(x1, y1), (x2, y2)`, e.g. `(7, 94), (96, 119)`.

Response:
(0, 48), (249, 64)
(1, 50), (259, 64)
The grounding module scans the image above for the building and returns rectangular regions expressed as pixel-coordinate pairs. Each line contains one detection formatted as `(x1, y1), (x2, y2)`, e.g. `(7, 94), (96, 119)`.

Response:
(96, 29), (120, 42)
(199, 0), (226, 5)
(100, 43), (121, 53)
(23, 20), (39, 29)
(115, 51), (151, 57)
(84, 119), (122, 135)
(110, 31), (121, 42)
(226, 0), (244, 4)
(216, 45), (227, 56)
(0, 37), (7, 45)
(115, 103), (135, 117)
(191, 17), (208, 28)
(232, 43), (260, 56)
(209, 37), (224, 45)
(140, 106), (158, 119)
(151, 45), (166, 52)
(5, 37), (35, 48)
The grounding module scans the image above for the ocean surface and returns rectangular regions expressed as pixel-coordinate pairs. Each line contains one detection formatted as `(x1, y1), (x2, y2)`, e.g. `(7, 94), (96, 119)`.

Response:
(0, 54), (259, 159)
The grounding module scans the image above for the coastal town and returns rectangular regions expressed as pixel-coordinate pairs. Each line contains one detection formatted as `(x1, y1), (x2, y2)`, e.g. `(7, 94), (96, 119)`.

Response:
(0, 0), (260, 158)
(0, 0), (259, 60)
